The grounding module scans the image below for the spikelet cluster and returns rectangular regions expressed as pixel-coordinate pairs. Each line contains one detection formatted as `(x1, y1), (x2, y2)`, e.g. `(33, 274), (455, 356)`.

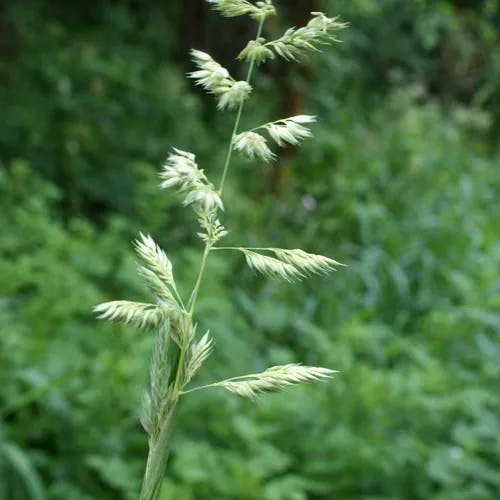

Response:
(94, 233), (182, 335)
(93, 301), (164, 330)
(244, 251), (301, 282)
(242, 248), (344, 281)
(233, 131), (275, 162)
(135, 233), (173, 286)
(133, 233), (180, 305)
(141, 325), (173, 439)
(271, 248), (345, 275)
(207, 0), (276, 21)
(265, 115), (316, 146)
(197, 211), (228, 245)
(238, 38), (273, 65)
(233, 115), (315, 162)
(189, 50), (252, 110)
(221, 364), (336, 399)
(160, 148), (223, 212)
(184, 332), (215, 384)
(267, 12), (346, 61)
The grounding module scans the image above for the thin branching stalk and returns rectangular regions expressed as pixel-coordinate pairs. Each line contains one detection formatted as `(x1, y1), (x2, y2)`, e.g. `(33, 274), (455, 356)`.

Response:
(218, 17), (265, 193)
(140, 16), (266, 500)
(94, 3), (347, 499)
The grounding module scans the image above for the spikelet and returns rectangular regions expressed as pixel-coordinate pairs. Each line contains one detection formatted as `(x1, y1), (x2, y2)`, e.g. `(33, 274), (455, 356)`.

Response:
(135, 233), (174, 286)
(197, 211), (228, 245)
(207, 0), (276, 21)
(189, 50), (252, 110)
(243, 250), (302, 282)
(221, 364), (336, 399)
(142, 324), (173, 438)
(267, 12), (346, 61)
(233, 131), (275, 162)
(93, 301), (164, 330)
(271, 248), (345, 276)
(239, 247), (344, 281)
(160, 149), (203, 191)
(264, 115), (316, 147)
(160, 149), (223, 212)
(184, 331), (215, 384)
(238, 38), (274, 65)
(135, 268), (173, 306)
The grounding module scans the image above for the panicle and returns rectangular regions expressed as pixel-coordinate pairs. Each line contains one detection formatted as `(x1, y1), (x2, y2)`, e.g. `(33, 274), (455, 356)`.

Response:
(189, 50), (252, 110)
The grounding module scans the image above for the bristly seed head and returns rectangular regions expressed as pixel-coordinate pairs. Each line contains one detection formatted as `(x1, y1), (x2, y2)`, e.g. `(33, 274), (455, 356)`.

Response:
(238, 38), (274, 65)
(220, 364), (337, 400)
(266, 11), (347, 61)
(207, 0), (276, 21)
(233, 131), (275, 162)
(189, 50), (252, 110)
(241, 247), (345, 281)
(264, 115), (316, 147)
(160, 149), (223, 213)
(93, 300), (165, 330)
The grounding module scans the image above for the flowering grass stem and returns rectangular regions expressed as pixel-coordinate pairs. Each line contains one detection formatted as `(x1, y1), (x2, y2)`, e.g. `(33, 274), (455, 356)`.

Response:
(94, 4), (346, 498)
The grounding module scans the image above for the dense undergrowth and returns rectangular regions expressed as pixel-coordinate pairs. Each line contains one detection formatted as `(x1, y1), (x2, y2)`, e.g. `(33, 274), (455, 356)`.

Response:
(1, 1), (499, 499)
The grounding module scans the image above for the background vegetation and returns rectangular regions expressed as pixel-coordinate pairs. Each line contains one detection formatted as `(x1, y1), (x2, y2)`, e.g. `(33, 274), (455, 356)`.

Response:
(1, 0), (499, 498)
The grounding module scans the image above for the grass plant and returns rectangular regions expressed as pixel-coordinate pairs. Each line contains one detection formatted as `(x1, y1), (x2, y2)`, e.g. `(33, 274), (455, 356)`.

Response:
(94, 2), (346, 498)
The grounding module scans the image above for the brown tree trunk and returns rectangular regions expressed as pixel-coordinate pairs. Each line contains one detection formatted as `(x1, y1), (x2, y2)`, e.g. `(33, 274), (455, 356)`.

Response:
(264, 0), (320, 196)
(178, 0), (207, 56)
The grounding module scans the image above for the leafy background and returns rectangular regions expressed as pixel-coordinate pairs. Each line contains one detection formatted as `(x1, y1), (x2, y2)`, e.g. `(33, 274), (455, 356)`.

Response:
(1, 0), (499, 498)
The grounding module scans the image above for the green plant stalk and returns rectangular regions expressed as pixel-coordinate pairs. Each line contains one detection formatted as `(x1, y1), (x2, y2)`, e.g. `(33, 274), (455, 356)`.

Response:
(139, 406), (176, 500)
(137, 19), (265, 500)
(218, 17), (264, 194)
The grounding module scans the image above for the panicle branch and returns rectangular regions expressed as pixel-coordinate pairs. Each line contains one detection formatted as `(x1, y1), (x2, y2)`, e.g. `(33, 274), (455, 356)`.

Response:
(220, 364), (336, 399)
(266, 12), (347, 61)
(239, 11), (346, 64)
(217, 247), (345, 281)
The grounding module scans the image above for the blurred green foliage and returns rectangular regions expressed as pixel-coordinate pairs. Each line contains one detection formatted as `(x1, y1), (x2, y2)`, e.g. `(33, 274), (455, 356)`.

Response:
(1, 0), (499, 499)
